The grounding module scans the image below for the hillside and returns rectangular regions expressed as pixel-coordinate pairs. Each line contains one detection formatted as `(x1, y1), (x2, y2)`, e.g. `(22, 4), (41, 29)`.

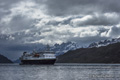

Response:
(0, 54), (13, 63)
(56, 42), (120, 63)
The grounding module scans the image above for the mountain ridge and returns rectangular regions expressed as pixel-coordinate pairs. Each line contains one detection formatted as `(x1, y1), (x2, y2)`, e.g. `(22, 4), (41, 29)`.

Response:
(0, 54), (13, 63)
(88, 37), (120, 48)
(56, 42), (120, 63)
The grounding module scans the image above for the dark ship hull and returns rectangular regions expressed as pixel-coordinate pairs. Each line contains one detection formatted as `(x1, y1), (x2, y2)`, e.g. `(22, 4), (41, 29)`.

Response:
(20, 59), (56, 65)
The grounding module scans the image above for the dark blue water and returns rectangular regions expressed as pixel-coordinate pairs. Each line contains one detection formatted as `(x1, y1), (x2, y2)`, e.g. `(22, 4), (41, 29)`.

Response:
(0, 64), (120, 80)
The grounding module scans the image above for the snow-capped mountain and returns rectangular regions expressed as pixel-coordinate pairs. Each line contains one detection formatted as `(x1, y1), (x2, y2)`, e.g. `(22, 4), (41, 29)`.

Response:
(38, 41), (81, 56)
(88, 37), (120, 48)
(51, 42), (81, 56)
(37, 37), (120, 56)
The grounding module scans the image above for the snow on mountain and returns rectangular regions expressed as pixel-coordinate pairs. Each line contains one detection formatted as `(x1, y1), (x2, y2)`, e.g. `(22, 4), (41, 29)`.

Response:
(88, 37), (120, 48)
(37, 37), (120, 56)
(37, 41), (81, 56)
(51, 42), (81, 56)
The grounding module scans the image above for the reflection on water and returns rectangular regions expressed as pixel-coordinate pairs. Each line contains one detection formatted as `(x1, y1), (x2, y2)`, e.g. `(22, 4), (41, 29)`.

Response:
(0, 63), (120, 80)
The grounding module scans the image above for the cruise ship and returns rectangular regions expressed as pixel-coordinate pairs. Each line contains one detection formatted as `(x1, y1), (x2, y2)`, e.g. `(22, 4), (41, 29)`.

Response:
(20, 45), (56, 65)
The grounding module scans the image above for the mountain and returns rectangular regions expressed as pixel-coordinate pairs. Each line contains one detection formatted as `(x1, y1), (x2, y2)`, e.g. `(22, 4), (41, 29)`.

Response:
(56, 42), (120, 63)
(51, 38), (120, 56)
(88, 37), (120, 48)
(0, 54), (13, 63)
(38, 41), (81, 56)
(51, 42), (82, 56)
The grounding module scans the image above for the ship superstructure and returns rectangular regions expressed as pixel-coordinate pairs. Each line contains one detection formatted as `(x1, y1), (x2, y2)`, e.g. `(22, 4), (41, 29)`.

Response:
(20, 45), (56, 65)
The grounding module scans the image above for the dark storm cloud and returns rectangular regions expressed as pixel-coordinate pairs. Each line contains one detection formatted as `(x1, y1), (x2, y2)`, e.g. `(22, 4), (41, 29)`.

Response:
(102, 0), (120, 13)
(0, 0), (20, 9)
(44, 0), (99, 16)
(0, 15), (34, 34)
(37, 0), (120, 26)
(44, 0), (120, 16)
(0, 9), (10, 19)
(0, 0), (22, 18)
(8, 15), (33, 31)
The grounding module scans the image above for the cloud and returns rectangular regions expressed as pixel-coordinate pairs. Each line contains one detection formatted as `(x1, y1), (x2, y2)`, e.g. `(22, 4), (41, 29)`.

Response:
(44, 0), (100, 16)
(71, 13), (120, 26)
(44, 0), (120, 16)
(106, 26), (120, 38)
(0, 0), (48, 34)
(27, 24), (107, 45)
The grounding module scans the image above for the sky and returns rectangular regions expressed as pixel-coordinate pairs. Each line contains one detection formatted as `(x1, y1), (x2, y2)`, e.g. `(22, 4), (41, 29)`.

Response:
(0, 0), (120, 60)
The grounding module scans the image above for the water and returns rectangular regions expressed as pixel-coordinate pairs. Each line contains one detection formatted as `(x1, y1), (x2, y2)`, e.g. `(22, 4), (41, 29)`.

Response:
(0, 64), (120, 80)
